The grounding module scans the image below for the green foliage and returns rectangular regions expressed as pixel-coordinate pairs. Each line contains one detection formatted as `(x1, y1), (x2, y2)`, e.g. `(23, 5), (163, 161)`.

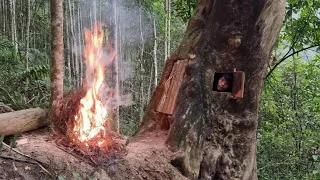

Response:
(172, 0), (197, 22)
(0, 134), (5, 151)
(120, 105), (142, 135)
(0, 36), (50, 109)
(276, 0), (320, 54)
(261, 1), (320, 177)
(17, 64), (49, 81)
(0, 133), (20, 152)
(58, 176), (66, 180)
(258, 56), (320, 179)
(9, 133), (20, 149)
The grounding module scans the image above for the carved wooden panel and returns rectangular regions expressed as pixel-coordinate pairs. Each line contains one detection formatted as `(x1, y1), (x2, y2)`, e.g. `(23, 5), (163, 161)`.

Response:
(156, 59), (189, 115)
(232, 71), (245, 98)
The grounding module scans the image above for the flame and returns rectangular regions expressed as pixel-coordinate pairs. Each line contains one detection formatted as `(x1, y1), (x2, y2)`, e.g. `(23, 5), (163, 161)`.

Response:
(71, 23), (109, 147)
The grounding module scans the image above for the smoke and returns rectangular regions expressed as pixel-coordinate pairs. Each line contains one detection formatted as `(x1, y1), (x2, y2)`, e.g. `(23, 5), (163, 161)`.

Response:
(78, 0), (153, 44)
(81, 0), (153, 108)
(115, 1), (154, 44)
(68, 0), (155, 109)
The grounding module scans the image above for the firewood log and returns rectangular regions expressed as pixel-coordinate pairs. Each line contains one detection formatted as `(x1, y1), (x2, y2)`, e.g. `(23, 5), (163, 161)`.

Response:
(0, 108), (48, 136)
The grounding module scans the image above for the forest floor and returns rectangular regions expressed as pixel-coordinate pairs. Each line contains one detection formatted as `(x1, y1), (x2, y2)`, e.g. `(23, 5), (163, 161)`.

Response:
(0, 128), (186, 180)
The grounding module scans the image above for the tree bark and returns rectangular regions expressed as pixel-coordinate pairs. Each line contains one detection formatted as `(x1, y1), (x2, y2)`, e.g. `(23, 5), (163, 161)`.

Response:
(164, 0), (168, 62)
(138, 3), (146, 123)
(167, 0), (171, 56)
(25, 0), (31, 71)
(139, 0), (286, 179)
(71, 1), (80, 88)
(1, 0), (6, 35)
(77, 2), (83, 86)
(24, 0), (31, 95)
(10, 0), (18, 57)
(65, 1), (72, 89)
(67, 0), (76, 88)
(153, 11), (158, 86)
(50, 0), (64, 130)
(0, 108), (48, 136)
(113, 0), (120, 133)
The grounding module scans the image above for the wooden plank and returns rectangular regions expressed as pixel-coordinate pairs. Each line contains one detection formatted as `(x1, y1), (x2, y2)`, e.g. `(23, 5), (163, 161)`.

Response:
(231, 71), (245, 98)
(156, 60), (189, 115)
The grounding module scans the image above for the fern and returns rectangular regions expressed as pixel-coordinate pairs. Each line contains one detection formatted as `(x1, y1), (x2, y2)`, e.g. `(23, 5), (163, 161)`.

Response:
(9, 132), (20, 149)
(17, 64), (50, 81)
(0, 36), (50, 109)
(0, 86), (19, 109)
(0, 134), (5, 151)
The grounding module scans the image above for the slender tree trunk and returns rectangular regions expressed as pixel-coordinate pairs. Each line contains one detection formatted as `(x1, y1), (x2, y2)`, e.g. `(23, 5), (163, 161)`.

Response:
(98, 0), (101, 22)
(138, 0), (286, 179)
(65, 1), (72, 88)
(67, 0), (76, 88)
(164, 0), (168, 62)
(79, 4), (85, 54)
(23, 0), (31, 98)
(0, 1), (2, 34)
(147, 63), (154, 102)
(1, 0), (6, 35)
(25, 0), (31, 71)
(153, 11), (158, 86)
(10, 0), (18, 57)
(32, 0), (36, 49)
(77, 2), (83, 86)
(79, 4), (85, 82)
(67, 0), (75, 88)
(118, 12), (123, 98)
(19, 0), (25, 43)
(50, 0), (64, 130)
(168, 0), (171, 55)
(6, 0), (9, 38)
(138, 3), (145, 123)
(109, 0), (120, 133)
(71, 1), (79, 88)
(89, 7), (93, 30)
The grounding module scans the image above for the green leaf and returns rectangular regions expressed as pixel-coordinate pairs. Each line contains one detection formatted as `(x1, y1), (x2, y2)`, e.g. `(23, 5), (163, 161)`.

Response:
(312, 155), (318, 161)
(72, 172), (82, 180)
(0, 134), (5, 151)
(58, 176), (66, 180)
(10, 133), (20, 149)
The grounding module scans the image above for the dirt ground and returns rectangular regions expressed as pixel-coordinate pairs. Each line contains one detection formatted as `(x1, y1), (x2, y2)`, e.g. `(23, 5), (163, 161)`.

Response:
(0, 128), (187, 180)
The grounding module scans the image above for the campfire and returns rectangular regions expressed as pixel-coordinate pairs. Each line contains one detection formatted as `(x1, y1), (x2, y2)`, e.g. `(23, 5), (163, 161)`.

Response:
(60, 22), (125, 156)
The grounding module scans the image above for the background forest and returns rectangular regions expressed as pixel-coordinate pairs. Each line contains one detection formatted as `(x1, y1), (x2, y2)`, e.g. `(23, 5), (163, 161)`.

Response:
(0, 0), (319, 179)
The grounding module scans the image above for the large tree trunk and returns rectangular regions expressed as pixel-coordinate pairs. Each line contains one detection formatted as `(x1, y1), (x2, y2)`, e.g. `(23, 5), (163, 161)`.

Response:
(139, 0), (286, 179)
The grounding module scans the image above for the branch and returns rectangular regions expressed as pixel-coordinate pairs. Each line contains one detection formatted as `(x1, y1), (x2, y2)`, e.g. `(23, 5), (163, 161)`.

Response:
(2, 142), (52, 176)
(265, 44), (320, 79)
(0, 154), (37, 164)
(0, 102), (14, 113)
(265, 10), (315, 79)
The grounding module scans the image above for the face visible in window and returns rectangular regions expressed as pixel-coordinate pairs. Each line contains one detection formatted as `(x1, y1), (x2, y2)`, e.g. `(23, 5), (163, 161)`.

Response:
(217, 76), (229, 91)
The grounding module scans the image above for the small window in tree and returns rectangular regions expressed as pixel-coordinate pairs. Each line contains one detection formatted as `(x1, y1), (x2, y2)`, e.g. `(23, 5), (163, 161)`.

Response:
(212, 69), (245, 98)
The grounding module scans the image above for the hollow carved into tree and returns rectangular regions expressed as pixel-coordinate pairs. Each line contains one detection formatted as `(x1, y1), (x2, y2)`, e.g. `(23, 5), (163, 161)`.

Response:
(139, 0), (286, 179)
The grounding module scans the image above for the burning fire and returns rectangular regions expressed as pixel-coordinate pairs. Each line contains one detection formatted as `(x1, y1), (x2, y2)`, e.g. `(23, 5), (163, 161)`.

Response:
(69, 23), (112, 150)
